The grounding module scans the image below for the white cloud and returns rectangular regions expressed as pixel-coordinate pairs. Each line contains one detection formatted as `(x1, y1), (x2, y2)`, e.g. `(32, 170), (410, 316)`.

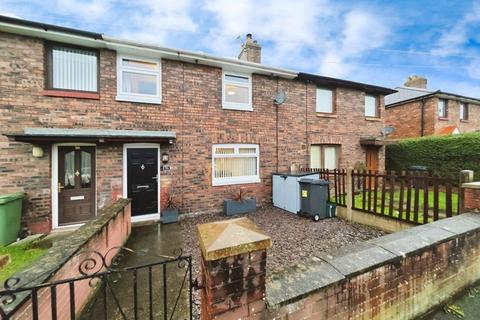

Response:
(204, 0), (334, 67)
(431, 2), (480, 57)
(204, 1), (391, 78)
(118, 0), (198, 44)
(320, 9), (390, 77)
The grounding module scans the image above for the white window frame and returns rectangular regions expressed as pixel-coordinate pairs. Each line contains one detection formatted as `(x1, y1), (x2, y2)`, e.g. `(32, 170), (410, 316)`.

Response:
(222, 71), (253, 111)
(316, 87), (334, 113)
(116, 55), (162, 104)
(438, 99), (447, 118)
(365, 94), (379, 117)
(212, 144), (260, 186)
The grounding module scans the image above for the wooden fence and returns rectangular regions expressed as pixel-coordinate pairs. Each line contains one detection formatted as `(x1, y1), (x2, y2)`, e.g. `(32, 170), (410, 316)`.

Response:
(300, 168), (347, 207)
(300, 168), (461, 225)
(352, 170), (459, 224)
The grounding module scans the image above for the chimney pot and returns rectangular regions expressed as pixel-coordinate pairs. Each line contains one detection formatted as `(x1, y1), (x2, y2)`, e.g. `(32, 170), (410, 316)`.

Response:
(238, 33), (262, 64)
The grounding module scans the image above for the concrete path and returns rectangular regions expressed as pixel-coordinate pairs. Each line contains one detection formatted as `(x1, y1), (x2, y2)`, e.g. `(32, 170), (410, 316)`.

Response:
(80, 222), (191, 320)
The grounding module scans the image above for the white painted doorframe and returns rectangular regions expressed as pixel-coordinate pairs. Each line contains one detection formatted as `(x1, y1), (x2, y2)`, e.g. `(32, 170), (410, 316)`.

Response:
(123, 143), (161, 223)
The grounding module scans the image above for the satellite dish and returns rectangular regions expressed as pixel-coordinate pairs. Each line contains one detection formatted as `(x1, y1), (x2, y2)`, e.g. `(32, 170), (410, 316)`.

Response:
(380, 126), (395, 137)
(274, 90), (286, 105)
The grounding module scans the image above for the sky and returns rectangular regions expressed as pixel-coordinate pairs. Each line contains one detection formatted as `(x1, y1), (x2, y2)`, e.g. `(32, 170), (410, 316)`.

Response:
(1, 0), (480, 97)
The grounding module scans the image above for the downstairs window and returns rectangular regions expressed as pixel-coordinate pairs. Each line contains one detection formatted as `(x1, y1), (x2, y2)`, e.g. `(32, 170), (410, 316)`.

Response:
(212, 144), (260, 186)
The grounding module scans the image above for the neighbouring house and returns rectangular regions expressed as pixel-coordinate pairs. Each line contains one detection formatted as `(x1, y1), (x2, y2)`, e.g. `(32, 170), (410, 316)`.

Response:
(0, 15), (395, 233)
(385, 75), (480, 139)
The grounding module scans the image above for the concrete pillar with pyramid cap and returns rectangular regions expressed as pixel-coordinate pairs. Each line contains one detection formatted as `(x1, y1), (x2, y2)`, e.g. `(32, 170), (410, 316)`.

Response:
(197, 217), (272, 320)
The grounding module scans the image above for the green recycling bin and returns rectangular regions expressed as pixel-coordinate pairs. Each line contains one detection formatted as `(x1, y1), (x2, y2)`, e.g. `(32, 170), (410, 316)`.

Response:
(0, 192), (25, 246)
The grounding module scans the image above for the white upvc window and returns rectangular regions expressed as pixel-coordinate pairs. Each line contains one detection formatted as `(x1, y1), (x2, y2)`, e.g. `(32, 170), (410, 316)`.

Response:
(222, 72), (252, 111)
(212, 144), (260, 186)
(316, 88), (334, 113)
(116, 55), (162, 104)
(365, 94), (379, 117)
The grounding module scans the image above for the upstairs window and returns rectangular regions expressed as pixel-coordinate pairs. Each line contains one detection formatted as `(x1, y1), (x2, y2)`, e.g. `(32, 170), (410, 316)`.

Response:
(365, 95), (379, 117)
(316, 88), (334, 113)
(46, 44), (98, 92)
(438, 99), (447, 118)
(117, 55), (161, 104)
(460, 102), (469, 120)
(212, 144), (260, 186)
(222, 72), (252, 111)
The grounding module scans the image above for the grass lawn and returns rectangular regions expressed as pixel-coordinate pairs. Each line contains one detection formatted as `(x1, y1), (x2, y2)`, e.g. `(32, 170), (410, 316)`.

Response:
(0, 243), (47, 284)
(350, 189), (459, 224)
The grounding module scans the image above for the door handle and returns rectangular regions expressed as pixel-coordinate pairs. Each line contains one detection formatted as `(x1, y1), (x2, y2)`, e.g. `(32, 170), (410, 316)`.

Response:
(137, 185), (150, 189)
(58, 183), (65, 193)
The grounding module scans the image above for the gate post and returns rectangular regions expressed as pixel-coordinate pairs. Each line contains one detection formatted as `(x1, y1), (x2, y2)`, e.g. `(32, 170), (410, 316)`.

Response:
(197, 217), (272, 320)
(460, 170), (480, 213)
(346, 167), (354, 221)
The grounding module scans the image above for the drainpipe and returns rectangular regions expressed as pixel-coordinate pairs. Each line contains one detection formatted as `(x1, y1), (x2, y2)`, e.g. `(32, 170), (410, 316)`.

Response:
(275, 77), (279, 172)
(420, 99), (426, 137)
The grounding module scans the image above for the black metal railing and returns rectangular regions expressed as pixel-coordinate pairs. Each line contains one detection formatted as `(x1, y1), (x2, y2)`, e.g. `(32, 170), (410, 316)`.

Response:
(0, 247), (193, 320)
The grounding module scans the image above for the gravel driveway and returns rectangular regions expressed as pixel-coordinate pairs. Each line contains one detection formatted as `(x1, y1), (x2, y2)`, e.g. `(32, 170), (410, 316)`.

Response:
(180, 205), (385, 276)
(179, 206), (385, 318)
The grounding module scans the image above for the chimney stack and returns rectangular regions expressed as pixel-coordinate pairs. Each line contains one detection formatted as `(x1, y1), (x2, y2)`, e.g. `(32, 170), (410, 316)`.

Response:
(404, 75), (428, 89)
(238, 33), (262, 64)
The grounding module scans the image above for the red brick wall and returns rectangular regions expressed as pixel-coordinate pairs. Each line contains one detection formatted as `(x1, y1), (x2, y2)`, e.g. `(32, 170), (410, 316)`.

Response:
(385, 96), (480, 139)
(0, 31), (385, 231)
(434, 99), (480, 135)
(12, 200), (131, 320)
(462, 186), (480, 212)
(266, 215), (480, 319)
(385, 97), (436, 139)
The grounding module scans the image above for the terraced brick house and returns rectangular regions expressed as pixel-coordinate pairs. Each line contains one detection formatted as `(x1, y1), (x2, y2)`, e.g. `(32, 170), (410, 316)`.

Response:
(0, 16), (395, 233)
(385, 75), (480, 139)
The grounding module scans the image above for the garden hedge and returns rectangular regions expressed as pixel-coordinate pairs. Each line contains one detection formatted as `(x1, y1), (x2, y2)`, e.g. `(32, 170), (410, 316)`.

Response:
(386, 132), (480, 180)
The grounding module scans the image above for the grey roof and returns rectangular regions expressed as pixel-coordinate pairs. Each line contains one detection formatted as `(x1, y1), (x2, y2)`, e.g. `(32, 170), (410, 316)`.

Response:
(385, 86), (435, 105)
(23, 128), (175, 138)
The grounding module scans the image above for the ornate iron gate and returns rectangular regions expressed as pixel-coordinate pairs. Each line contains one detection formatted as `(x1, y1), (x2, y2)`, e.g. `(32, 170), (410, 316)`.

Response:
(0, 247), (194, 320)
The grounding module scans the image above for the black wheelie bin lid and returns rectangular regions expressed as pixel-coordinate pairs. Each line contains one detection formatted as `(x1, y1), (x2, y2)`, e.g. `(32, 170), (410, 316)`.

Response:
(299, 178), (329, 185)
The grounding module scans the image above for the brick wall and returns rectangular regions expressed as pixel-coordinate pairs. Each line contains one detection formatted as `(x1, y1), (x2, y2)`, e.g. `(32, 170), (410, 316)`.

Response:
(5, 199), (131, 320)
(385, 96), (480, 139)
(0, 31), (385, 232)
(265, 213), (480, 320)
(435, 99), (480, 135)
(385, 97), (436, 139)
(462, 183), (480, 213)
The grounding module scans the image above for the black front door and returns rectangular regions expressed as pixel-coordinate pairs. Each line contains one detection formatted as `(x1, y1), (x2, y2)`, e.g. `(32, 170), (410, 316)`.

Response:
(127, 148), (158, 217)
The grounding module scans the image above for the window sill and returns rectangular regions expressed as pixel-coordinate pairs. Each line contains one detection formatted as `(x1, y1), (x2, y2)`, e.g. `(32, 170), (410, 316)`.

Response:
(316, 113), (337, 118)
(222, 104), (253, 112)
(212, 178), (261, 186)
(365, 116), (382, 122)
(438, 117), (449, 121)
(116, 95), (162, 105)
(460, 119), (469, 123)
(43, 90), (100, 100)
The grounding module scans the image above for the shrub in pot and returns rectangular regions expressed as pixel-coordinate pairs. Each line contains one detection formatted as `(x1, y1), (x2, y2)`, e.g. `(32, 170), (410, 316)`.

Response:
(224, 188), (256, 216)
(162, 192), (179, 224)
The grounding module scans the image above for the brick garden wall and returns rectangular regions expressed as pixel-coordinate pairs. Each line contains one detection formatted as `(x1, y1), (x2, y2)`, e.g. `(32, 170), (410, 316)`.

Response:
(0, 31), (385, 232)
(265, 213), (480, 320)
(3, 199), (131, 320)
